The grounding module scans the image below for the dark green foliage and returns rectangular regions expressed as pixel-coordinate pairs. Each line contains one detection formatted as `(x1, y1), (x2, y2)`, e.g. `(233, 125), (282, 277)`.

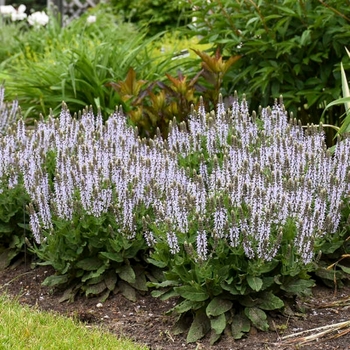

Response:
(181, 0), (350, 145)
(0, 184), (31, 269)
(147, 229), (316, 343)
(34, 210), (149, 302)
(110, 0), (191, 36)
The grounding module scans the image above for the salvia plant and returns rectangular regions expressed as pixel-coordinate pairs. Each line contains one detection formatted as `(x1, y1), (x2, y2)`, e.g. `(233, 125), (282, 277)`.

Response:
(0, 85), (29, 270)
(0, 89), (350, 343)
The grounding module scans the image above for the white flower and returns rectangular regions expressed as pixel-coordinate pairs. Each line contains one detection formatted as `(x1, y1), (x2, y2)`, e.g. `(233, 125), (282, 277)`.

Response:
(27, 11), (49, 27)
(0, 5), (15, 15)
(87, 15), (96, 24)
(11, 5), (27, 21)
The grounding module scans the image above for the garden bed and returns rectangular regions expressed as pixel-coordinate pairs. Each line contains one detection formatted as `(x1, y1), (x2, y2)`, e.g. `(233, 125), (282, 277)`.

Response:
(1, 260), (350, 350)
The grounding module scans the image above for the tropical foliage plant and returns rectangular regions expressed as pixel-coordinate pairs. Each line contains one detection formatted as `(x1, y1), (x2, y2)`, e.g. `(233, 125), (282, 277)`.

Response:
(109, 49), (241, 137)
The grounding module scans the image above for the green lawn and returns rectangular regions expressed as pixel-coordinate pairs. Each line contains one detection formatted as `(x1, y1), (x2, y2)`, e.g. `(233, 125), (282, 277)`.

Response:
(0, 294), (148, 350)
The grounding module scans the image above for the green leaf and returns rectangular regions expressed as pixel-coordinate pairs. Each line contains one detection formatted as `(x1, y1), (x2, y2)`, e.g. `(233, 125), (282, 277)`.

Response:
(76, 257), (104, 271)
(117, 264), (136, 284)
(315, 267), (337, 281)
(280, 278), (315, 295)
(231, 312), (250, 339)
(221, 281), (240, 295)
(247, 275), (263, 292)
(42, 274), (69, 287)
(104, 270), (118, 291)
(174, 285), (209, 302)
(186, 309), (210, 343)
(210, 313), (226, 345)
(244, 307), (269, 331)
(258, 291), (284, 310)
(341, 61), (350, 112)
(338, 264), (350, 274)
(0, 249), (17, 270)
(147, 257), (167, 268)
(118, 280), (137, 302)
(59, 285), (79, 303)
(99, 289), (111, 303)
(99, 251), (124, 263)
(159, 289), (180, 301)
(130, 270), (148, 292)
(147, 279), (179, 288)
(172, 299), (205, 314)
(206, 297), (233, 317)
(85, 281), (107, 297)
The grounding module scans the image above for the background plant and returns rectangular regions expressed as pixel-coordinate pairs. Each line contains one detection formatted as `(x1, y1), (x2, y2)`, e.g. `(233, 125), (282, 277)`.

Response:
(109, 0), (191, 36)
(109, 49), (241, 137)
(0, 86), (30, 270)
(0, 5), (178, 121)
(180, 0), (350, 146)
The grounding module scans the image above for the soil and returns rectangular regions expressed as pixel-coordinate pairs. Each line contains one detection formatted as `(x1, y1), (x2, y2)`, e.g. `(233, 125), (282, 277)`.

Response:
(1, 259), (350, 350)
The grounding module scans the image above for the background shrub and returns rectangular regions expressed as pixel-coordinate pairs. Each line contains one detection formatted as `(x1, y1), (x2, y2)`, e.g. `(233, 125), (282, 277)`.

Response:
(109, 0), (191, 36)
(181, 0), (350, 145)
(0, 5), (178, 121)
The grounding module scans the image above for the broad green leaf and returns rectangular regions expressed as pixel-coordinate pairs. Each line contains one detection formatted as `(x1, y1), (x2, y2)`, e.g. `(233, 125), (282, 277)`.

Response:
(76, 257), (104, 271)
(59, 286), (77, 303)
(210, 313), (226, 345)
(338, 264), (350, 274)
(0, 249), (17, 270)
(206, 297), (233, 317)
(117, 264), (136, 284)
(315, 267), (338, 281)
(147, 257), (167, 268)
(118, 280), (137, 302)
(99, 289), (111, 303)
(85, 281), (107, 297)
(81, 264), (107, 283)
(172, 299), (205, 314)
(42, 274), (69, 287)
(231, 313), (251, 339)
(220, 282), (240, 295)
(159, 289), (180, 301)
(99, 251), (124, 263)
(86, 274), (105, 285)
(280, 278), (315, 295)
(244, 307), (269, 331)
(104, 271), (117, 291)
(147, 279), (179, 288)
(258, 291), (284, 310)
(130, 270), (148, 292)
(151, 289), (169, 298)
(174, 285), (209, 302)
(247, 275), (263, 292)
(186, 310), (210, 343)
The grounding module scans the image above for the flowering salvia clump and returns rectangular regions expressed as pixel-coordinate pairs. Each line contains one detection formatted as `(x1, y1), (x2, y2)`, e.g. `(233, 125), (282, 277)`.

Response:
(0, 86), (19, 134)
(0, 94), (349, 264)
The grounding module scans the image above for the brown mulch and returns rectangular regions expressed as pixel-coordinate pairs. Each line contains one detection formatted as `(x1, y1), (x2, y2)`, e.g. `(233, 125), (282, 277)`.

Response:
(1, 259), (350, 350)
